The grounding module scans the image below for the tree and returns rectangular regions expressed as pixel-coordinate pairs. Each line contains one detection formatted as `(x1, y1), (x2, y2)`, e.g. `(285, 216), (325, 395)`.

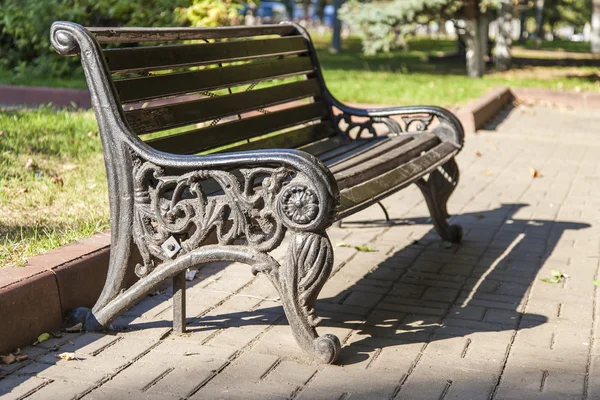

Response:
(338, 0), (500, 78)
(593, 0), (600, 52)
(494, 0), (513, 70)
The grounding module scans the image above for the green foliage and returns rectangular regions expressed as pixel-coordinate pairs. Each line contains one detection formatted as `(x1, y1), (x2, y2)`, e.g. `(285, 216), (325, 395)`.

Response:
(177, 0), (246, 27)
(338, 0), (501, 56)
(0, 0), (186, 78)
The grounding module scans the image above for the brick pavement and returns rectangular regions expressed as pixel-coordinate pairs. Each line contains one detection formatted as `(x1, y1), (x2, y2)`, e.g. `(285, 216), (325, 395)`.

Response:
(1, 103), (599, 399)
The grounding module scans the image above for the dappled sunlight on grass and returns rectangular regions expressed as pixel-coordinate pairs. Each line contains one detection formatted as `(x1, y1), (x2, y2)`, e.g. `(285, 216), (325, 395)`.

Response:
(0, 107), (109, 267)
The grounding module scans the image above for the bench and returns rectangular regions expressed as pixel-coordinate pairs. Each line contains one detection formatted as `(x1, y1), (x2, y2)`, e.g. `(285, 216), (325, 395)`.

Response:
(51, 21), (465, 364)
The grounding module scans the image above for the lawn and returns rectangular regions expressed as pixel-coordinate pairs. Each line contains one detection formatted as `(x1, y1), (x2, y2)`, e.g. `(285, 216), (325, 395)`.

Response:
(0, 108), (109, 267)
(1, 35), (599, 267)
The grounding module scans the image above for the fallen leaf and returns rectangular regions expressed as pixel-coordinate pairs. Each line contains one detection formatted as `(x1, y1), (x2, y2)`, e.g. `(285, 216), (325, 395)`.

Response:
(484, 170), (493, 176)
(336, 242), (352, 248)
(36, 333), (51, 344)
(57, 352), (76, 361)
(24, 158), (35, 170)
(541, 277), (560, 284)
(87, 131), (95, 138)
(1, 354), (16, 365)
(354, 245), (377, 252)
(474, 151), (482, 157)
(593, 280), (600, 287)
(530, 168), (542, 178)
(16, 355), (28, 362)
(51, 176), (64, 186)
(475, 215), (485, 220)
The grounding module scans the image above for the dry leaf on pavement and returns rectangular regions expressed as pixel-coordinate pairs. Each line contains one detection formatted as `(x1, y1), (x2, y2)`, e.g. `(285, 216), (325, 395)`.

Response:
(56, 352), (76, 361)
(474, 151), (482, 157)
(530, 168), (542, 178)
(1, 354), (16, 365)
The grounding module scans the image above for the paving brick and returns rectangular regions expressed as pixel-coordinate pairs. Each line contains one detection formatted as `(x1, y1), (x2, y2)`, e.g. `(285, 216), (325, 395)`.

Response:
(0, 376), (50, 400)
(25, 380), (92, 400)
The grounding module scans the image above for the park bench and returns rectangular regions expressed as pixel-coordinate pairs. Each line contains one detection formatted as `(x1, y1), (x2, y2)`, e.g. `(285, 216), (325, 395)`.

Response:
(51, 21), (465, 364)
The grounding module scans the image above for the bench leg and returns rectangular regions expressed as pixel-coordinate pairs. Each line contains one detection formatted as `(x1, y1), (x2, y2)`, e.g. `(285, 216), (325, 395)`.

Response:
(266, 231), (341, 364)
(416, 159), (463, 243)
(172, 271), (187, 334)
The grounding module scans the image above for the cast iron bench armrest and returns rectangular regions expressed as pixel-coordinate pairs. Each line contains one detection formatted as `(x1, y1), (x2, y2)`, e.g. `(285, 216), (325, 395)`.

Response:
(327, 96), (465, 149)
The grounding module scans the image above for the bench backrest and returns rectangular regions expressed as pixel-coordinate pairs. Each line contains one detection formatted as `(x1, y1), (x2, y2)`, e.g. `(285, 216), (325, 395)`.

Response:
(87, 24), (336, 155)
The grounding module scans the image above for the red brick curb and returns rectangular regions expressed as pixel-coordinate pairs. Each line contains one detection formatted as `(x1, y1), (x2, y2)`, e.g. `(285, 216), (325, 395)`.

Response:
(456, 87), (513, 133)
(0, 232), (110, 353)
(0, 84), (91, 109)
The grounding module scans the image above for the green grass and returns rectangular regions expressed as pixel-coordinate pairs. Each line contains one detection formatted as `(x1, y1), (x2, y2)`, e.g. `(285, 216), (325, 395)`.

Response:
(312, 35), (600, 107)
(519, 39), (592, 53)
(0, 107), (109, 267)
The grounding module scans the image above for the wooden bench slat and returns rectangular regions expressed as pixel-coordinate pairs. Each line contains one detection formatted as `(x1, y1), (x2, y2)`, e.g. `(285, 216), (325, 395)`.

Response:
(337, 141), (459, 212)
(297, 135), (350, 157)
(90, 24), (297, 44)
(146, 101), (329, 154)
(115, 57), (315, 103)
(215, 121), (336, 153)
(335, 133), (441, 190)
(126, 79), (321, 134)
(104, 36), (308, 73)
(328, 135), (414, 172)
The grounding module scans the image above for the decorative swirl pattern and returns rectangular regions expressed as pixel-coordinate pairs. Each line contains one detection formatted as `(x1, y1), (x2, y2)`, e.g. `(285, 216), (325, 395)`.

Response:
(131, 157), (294, 277)
(50, 23), (84, 56)
(333, 109), (437, 138)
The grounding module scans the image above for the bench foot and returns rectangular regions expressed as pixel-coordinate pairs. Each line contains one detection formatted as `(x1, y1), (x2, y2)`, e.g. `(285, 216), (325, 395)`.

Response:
(416, 159), (463, 244)
(64, 307), (103, 332)
(264, 231), (341, 364)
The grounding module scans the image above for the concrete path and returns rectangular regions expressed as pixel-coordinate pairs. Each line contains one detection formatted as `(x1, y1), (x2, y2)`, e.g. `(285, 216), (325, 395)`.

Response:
(1, 104), (599, 400)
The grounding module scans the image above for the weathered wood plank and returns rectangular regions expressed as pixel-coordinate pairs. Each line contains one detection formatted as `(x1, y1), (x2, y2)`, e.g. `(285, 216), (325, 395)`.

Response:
(335, 133), (440, 190)
(145, 101), (328, 154)
(115, 57), (315, 103)
(216, 122), (336, 153)
(337, 141), (458, 212)
(104, 36), (307, 73)
(90, 24), (297, 44)
(126, 79), (321, 134)
(328, 135), (414, 172)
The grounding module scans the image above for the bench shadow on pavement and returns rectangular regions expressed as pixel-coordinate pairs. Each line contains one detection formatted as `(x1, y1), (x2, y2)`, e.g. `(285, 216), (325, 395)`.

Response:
(178, 202), (589, 365)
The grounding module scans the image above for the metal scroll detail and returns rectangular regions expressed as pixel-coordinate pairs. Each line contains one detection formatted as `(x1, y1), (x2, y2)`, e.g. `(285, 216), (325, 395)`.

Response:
(332, 111), (435, 138)
(256, 231), (341, 364)
(131, 156), (297, 278)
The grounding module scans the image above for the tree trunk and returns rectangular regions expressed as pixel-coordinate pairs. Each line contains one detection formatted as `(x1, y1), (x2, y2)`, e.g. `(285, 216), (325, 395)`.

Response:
(495, 0), (513, 70)
(331, 0), (342, 53)
(535, 0), (544, 42)
(593, 0), (600, 53)
(463, 0), (485, 78)
(464, 19), (485, 77)
(519, 10), (527, 43)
